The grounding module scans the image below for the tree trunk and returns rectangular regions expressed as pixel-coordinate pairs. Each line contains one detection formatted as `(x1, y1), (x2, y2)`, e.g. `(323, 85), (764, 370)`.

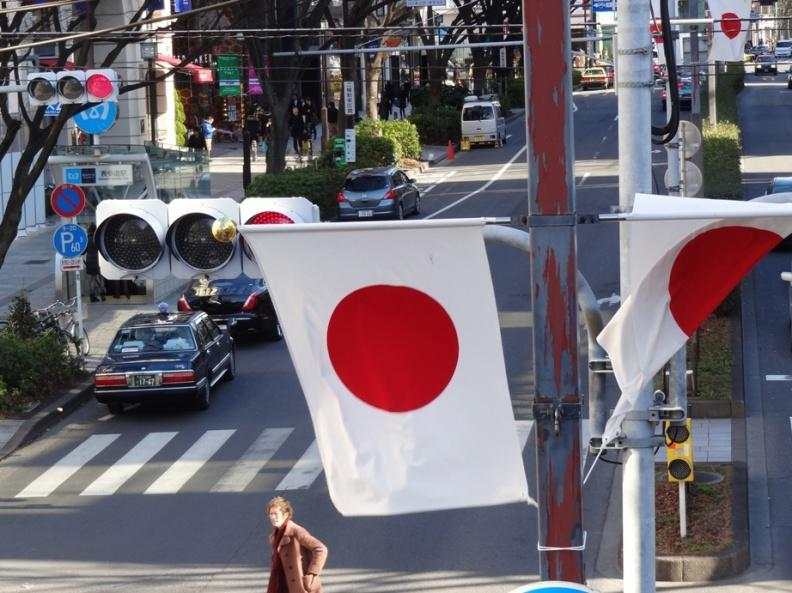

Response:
(472, 48), (489, 95)
(426, 51), (444, 105)
(339, 51), (358, 134)
(266, 102), (290, 174)
(366, 52), (386, 120)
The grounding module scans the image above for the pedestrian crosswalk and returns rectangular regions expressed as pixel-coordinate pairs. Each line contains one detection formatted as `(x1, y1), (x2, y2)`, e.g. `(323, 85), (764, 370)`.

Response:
(10, 421), (549, 500)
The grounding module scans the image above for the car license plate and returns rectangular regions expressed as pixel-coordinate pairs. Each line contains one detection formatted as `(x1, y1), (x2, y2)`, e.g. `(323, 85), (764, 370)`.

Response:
(128, 373), (161, 388)
(358, 210), (374, 218)
(474, 135), (486, 142)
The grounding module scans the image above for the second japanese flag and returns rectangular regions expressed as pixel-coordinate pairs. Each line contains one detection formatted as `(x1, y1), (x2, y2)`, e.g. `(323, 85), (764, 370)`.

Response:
(240, 219), (529, 516)
(708, 0), (750, 62)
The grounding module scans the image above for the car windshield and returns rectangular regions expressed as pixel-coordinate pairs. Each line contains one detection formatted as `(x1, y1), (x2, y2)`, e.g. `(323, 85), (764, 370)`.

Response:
(772, 179), (792, 193)
(758, 55), (774, 62)
(584, 69), (605, 76)
(777, 41), (792, 48)
(187, 275), (263, 298)
(111, 325), (196, 353)
(344, 175), (389, 191)
(463, 105), (494, 121)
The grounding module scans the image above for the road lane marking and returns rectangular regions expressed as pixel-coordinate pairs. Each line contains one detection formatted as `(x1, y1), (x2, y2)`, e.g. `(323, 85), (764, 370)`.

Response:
(577, 172), (591, 187)
(145, 429), (235, 494)
(16, 434), (120, 498)
(421, 170), (457, 197)
(425, 145), (527, 219)
(81, 432), (178, 496)
(276, 440), (323, 490)
(97, 414), (113, 422)
(766, 375), (792, 381)
(212, 428), (293, 493)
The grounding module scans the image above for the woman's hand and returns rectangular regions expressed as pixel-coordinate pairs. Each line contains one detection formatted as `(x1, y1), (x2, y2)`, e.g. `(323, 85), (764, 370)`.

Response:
(302, 574), (316, 591)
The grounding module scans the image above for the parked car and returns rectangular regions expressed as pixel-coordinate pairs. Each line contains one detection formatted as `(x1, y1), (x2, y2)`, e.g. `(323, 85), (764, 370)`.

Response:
(581, 67), (609, 89)
(94, 310), (235, 414)
(764, 178), (792, 251)
(775, 39), (792, 59)
(460, 96), (506, 147)
(660, 79), (693, 111)
(787, 72), (792, 89)
(337, 167), (421, 220)
(755, 54), (778, 75)
(178, 275), (282, 340)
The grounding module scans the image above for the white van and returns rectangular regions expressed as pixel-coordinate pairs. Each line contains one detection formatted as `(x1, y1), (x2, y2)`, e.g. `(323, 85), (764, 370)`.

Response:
(461, 96), (506, 148)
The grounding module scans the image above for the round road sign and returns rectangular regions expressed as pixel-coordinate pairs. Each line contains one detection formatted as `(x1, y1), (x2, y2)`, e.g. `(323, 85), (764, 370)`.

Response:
(507, 582), (596, 593)
(51, 183), (86, 218)
(52, 223), (89, 258)
(73, 101), (118, 135)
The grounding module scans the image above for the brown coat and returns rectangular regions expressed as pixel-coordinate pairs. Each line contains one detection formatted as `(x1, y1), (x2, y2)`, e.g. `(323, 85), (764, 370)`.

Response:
(273, 521), (328, 593)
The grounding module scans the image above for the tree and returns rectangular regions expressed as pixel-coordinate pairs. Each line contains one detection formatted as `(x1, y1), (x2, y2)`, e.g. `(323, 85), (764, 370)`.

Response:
(0, 0), (228, 271)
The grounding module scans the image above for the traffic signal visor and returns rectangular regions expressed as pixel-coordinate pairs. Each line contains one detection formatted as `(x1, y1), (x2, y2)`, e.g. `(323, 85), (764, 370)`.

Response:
(665, 418), (694, 483)
(26, 72), (57, 106)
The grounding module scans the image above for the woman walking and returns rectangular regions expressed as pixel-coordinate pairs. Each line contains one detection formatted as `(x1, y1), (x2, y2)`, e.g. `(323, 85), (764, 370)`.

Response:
(267, 496), (327, 593)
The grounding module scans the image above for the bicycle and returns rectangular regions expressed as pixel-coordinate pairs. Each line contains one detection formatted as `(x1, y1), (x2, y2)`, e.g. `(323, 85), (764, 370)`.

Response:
(33, 299), (90, 360)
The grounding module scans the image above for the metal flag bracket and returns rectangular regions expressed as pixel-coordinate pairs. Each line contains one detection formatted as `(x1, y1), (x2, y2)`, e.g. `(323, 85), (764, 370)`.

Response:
(537, 531), (587, 552)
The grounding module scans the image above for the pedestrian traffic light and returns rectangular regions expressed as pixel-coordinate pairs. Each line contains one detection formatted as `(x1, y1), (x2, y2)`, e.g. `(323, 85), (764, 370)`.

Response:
(85, 69), (119, 103)
(26, 72), (57, 106)
(95, 199), (170, 279)
(239, 197), (320, 277)
(56, 70), (87, 104)
(665, 418), (694, 482)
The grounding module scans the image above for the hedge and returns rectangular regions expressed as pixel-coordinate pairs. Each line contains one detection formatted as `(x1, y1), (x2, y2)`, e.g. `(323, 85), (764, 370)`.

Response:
(407, 84), (469, 111)
(409, 105), (461, 145)
(505, 78), (525, 108)
(355, 118), (421, 161)
(572, 69), (583, 89)
(246, 166), (347, 220)
(703, 122), (742, 200)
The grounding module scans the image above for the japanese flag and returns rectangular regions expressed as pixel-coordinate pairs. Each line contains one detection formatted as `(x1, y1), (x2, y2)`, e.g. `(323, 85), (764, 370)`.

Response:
(708, 0), (750, 62)
(240, 219), (529, 516)
(598, 194), (792, 445)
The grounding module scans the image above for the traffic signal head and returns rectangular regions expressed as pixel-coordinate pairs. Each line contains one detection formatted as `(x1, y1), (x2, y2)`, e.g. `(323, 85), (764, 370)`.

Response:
(26, 72), (57, 106)
(85, 69), (119, 103)
(665, 418), (694, 482)
(56, 70), (87, 104)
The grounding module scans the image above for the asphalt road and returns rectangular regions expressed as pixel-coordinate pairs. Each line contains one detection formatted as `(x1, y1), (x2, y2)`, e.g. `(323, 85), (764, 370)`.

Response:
(0, 92), (629, 593)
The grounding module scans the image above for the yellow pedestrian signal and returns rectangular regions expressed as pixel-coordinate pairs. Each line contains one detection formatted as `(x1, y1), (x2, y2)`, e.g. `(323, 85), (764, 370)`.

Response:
(665, 418), (693, 482)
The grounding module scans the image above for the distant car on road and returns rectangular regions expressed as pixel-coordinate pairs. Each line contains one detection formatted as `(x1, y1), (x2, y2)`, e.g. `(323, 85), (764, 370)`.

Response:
(94, 311), (235, 414)
(178, 275), (282, 340)
(755, 54), (778, 75)
(660, 79), (693, 111)
(581, 67), (610, 90)
(460, 96), (506, 148)
(775, 39), (792, 59)
(337, 167), (421, 221)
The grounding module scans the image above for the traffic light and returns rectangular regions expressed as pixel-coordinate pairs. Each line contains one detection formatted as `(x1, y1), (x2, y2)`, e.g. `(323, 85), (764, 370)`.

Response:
(665, 418), (694, 482)
(26, 72), (57, 106)
(56, 71), (87, 104)
(85, 69), (119, 103)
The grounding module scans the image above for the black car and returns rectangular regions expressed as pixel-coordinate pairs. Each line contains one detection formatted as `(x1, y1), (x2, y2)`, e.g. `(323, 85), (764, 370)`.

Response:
(177, 275), (282, 340)
(94, 311), (235, 414)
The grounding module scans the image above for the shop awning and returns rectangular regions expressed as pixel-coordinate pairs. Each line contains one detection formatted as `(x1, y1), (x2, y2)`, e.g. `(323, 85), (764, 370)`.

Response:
(155, 54), (213, 84)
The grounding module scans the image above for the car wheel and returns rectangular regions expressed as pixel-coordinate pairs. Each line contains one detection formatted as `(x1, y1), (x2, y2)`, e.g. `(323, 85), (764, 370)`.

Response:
(107, 402), (124, 415)
(414, 193), (421, 215)
(194, 379), (211, 410)
(224, 350), (236, 381)
(266, 321), (284, 342)
(396, 203), (405, 220)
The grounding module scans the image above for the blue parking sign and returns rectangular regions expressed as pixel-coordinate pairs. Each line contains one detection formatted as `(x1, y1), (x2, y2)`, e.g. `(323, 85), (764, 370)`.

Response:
(52, 224), (89, 258)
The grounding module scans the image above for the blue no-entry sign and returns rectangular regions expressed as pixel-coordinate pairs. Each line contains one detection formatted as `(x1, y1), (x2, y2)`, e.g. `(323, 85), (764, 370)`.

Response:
(73, 102), (118, 135)
(50, 184), (86, 218)
(507, 583), (596, 593)
(52, 223), (89, 258)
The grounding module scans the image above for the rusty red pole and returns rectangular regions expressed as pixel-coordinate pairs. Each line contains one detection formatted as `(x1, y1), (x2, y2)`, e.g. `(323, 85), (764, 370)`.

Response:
(522, 0), (585, 583)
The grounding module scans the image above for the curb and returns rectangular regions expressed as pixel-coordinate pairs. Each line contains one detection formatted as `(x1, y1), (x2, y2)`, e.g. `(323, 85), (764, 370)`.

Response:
(0, 378), (94, 462)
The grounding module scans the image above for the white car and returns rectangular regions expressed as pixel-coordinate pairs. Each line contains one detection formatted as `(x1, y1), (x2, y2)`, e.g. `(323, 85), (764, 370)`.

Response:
(461, 96), (506, 148)
(775, 39), (792, 59)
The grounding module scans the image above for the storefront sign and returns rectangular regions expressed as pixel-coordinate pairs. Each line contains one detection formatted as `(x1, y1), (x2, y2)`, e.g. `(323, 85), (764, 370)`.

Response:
(344, 81), (355, 116)
(64, 164), (134, 186)
(248, 67), (263, 95)
(217, 54), (241, 97)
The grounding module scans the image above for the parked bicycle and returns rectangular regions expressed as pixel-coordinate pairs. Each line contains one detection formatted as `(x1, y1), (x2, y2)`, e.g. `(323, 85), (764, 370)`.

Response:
(36, 298), (90, 359)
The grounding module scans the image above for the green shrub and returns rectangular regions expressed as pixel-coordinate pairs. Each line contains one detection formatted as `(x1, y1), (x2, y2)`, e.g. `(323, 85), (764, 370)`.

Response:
(703, 122), (742, 200)
(381, 120), (421, 160)
(356, 134), (398, 167)
(355, 118), (382, 139)
(247, 166), (348, 220)
(174, 93), (187, 147)
(440, 84), (469, 110)
(409, 105), (461, 145)
(505, 78), (525, 108)
(409, 87), (431, 110)
(572, 69), (583, 89)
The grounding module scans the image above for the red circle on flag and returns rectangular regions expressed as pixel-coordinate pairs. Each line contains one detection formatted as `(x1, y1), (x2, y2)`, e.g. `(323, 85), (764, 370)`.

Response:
(720, 12), (742, 40)
(327, 285), (459, 413)
(669, 226), (780, 336)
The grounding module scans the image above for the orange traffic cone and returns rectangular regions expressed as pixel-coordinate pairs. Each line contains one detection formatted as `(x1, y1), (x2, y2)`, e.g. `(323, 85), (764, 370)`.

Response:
(446, 140), (455, 161)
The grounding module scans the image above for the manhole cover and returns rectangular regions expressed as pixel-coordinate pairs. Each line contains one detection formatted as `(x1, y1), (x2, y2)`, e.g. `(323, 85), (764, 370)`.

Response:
(24, 259), (49, 265)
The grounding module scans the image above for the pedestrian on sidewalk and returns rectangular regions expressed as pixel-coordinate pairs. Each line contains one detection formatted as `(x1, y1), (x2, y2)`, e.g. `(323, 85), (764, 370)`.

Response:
(84, 224), (105, 303)
(327, 101), (338, 137)
(200, 115), (215, 157)
(288, 107), (305, 162)
(266, 496), (327, 593)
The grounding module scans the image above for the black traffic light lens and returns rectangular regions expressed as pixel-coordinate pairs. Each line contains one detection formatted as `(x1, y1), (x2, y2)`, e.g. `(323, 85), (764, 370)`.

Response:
(668, 459), (692, 481)
(169, 213), (234, 271)
(27, 78), (55, 102)
(98, 214), (163, 271)
(665, 424), (690, 444)
(57, 76), (84, 100)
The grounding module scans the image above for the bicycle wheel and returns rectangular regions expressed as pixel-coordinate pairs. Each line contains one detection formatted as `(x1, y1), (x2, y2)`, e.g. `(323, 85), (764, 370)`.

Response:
(77, 326), (90, 357)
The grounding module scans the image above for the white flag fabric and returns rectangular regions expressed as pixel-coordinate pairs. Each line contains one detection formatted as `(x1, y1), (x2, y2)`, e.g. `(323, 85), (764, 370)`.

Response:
(599, 194), (792, 445)
(708, 0), (750, 62)
(240, 219), (529, 516)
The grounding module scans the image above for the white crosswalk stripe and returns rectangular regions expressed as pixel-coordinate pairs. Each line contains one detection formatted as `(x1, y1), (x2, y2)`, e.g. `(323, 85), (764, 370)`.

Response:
(275, 440), (323, 491)
(212, 428), (293, 493)
(145, 430), (235, 495)
(81, 432), (177, 496)
(16, 434), (120, 498)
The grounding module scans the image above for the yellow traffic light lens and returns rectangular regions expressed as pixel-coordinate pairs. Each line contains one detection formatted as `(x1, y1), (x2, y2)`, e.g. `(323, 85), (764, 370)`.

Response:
(668, 459), (692, 481)
(28, 78), (55, 102)
(57, 76), (84, 100)
(665, 423), (690, 444)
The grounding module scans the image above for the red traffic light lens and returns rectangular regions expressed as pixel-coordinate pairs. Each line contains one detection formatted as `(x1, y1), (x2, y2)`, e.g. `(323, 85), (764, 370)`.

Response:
(86, 73), (113, 99)
(246, 211), (294, 225)
(28, 78), (55, 102)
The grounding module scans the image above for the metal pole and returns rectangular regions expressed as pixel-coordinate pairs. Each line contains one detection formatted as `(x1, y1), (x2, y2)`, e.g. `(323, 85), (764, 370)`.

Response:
(617, 0), (656, 591)
(708, 60), (718, 125)
(523, 0), (585, 582)
(679, 481), (688, 538)
(148, 58), (157, 144)
(242, 129), (251, 189)
(72, 216), (84, 351)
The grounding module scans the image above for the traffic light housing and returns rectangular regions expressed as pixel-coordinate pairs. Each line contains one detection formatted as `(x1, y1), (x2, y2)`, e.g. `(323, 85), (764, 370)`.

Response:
(26, 72), (57, 106)
(665, 418), (694, 482)
(56, 70), (87, 104)
(85, 69), (119, 103)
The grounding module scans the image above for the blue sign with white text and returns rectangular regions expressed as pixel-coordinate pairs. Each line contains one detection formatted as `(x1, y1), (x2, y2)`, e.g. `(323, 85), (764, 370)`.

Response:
(174, 0), (192, 12)
(592, 0), (615, 12)
(73, 102), (118, 135)
(52, 224), (88, 258)
(45, 103), (62, 117)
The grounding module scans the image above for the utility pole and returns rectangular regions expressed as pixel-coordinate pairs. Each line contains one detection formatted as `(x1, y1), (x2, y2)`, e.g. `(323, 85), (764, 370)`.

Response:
(708, 60), (718, 125)
(617, 0), (656, 591)
(522, 0), (585, 583)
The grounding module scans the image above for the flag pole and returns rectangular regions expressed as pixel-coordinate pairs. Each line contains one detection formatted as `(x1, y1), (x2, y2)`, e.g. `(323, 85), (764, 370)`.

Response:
(523, 0), (585, 582)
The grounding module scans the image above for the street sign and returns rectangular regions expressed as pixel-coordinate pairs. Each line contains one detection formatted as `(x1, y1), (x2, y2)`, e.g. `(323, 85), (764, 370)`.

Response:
(64, 164), (133, 186)
(345, 129), (356, 163)
(343, 81), (355, 116)
(52, 223), (89, 258)
(592, 0), (615, 12)
(499, 47), (508, 68)
(217, 54), (241, 97)
(45, 103), (62, 117)
(140, 42), (157, 60)
(73, 101), (118, 135)
(61, 257), (84, 272)
(507, 582), (596, 593)
(405, 0), (446, 6)
(51, 183), (86, 218)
